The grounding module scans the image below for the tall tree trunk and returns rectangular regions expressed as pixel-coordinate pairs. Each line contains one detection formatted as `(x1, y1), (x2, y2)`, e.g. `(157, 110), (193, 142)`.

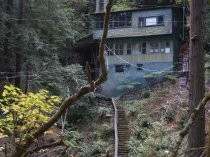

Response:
(15, 0), (24, 88)
(3, 0), (13, 77)
(188, 0), (206, 156)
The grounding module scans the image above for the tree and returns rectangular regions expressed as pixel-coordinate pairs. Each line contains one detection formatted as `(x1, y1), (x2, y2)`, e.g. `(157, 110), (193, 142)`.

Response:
(6, 0), (113, 156)
(188, 0), (206, 156)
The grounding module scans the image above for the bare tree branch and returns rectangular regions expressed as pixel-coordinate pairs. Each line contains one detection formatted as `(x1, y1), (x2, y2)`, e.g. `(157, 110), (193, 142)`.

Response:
(23, 140), (64, 157)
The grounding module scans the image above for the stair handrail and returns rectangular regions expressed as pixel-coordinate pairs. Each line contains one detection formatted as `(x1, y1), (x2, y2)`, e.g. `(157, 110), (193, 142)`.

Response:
(112, 98), (118, 157)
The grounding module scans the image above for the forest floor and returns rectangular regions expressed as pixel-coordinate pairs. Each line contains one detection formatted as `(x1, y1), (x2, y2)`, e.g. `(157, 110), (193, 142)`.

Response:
(117, 82), (189, 157)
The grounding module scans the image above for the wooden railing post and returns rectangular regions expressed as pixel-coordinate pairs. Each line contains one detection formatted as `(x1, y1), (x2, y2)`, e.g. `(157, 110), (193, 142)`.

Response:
(112, 98), (118, 157)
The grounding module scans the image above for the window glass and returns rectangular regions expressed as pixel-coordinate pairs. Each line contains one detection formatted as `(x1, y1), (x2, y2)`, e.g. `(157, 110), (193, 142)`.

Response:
(157, 16), (164, 25)
(165, 41), (170, 53)
(139, 16), (164, 27)
(142, 42), (146, 54)
(115, 65), (124, 72)
(115, 43), (124, 55)
(146, 17), (157, 26)
(137, 64), (143, 71)
(99, 0), (104, 12)
(150, 42), (159, 53)
(95, 16), (104, 29)
(110, 13), (132, 29)
(160, 42), (165, 53)
(139, 17), (145, 27)
(139, 42), (146, 54)
(127, 43), (132, 55)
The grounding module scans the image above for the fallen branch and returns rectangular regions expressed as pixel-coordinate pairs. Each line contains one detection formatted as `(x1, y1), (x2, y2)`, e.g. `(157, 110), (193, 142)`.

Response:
(23, 140), (64, 157)
(11, 0), (113, 156)
(170, 93), (210, 157)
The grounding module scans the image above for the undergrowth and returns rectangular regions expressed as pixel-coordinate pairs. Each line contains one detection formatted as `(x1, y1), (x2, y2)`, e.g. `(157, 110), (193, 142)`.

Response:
(117, 82), (188, 157)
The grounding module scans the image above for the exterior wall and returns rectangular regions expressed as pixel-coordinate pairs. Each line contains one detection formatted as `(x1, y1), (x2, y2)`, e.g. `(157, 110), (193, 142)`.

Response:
(107, 53), (173, 64)
(101, 62), (173, 97)
(100, 36), (174, 97)
(106, 37), (174, 64)
(93, 8), (172, 39)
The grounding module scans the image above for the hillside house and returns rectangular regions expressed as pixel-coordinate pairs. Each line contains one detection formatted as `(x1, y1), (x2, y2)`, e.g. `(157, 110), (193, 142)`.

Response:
(75, 2), (184, 97)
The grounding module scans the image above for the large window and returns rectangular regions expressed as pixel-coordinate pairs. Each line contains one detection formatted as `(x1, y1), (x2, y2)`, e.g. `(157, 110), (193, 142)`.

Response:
(95, 16), (104, 29)
(139, 16), (164, 27)
(95, 12), (132, 29)
(110, 13), (132, 29)
(149, 41), (171, 53)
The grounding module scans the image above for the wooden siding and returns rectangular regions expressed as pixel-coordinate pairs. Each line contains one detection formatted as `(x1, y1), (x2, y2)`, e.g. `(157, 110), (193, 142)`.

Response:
(107, 53), (173, 64)
(93, 8), (172, 39)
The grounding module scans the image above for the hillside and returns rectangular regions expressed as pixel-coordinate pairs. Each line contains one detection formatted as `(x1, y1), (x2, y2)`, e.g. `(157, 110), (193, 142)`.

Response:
(117, 82), (189, 157)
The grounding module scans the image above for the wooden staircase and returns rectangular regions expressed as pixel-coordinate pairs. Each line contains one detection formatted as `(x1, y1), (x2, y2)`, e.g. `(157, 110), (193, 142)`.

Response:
(117, 106), (129, 157)
(112, 98), (129, 157)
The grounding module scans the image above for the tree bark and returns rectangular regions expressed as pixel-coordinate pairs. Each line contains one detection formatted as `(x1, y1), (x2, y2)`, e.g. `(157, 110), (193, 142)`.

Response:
(188, 0), (206, 156)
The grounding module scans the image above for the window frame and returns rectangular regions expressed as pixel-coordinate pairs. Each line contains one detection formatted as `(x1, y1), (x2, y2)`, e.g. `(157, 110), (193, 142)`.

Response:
(126, 43), (132, 55)
(138, 15), (164, 27)
(139, 42), (147, 54)
(115, 43), (124, 55)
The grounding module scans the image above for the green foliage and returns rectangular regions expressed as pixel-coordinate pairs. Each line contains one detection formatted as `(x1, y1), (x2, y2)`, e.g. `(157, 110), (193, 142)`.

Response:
(142, 91), (150, 98)
(0, 84), (61, 141)
(0, 0), (92, 94)
(30, 64), (87, 96)
(112, 0), (133, 11)
(164, 110), (175, 123)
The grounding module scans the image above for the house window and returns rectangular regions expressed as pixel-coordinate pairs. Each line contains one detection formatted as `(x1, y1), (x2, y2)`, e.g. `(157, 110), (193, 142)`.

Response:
(160, 42), (165, 53)
(115, 65), (124, 72)
(150, 42), (159, 53)
(115, 43), (124, 55)
(115, 64), (130, 73)
(137, 64), (143, 71)
(146, 17), (157, 26)
(139, 16), (164, 27)
(106, 43), (114, 55)
(99, 0), (104, 12)
(109, 13), (132, 29)
(139, 42), (146, 54)
(127, 43), (132, 55)
(165, 41), (170, 53)
(95, 15), (104, 29)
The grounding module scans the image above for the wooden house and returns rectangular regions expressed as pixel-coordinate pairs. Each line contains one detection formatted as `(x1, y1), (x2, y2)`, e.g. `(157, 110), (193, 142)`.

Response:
(75, 2), (184, 97)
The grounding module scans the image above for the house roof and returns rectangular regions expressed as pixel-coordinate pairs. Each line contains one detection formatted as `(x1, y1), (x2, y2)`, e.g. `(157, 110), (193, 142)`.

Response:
(92, 5), (183, 15)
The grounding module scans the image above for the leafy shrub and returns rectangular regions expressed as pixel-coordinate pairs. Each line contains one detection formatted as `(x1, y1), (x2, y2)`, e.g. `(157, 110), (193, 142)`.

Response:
(0, 84), (61, 140)
(164, 110), (175, 123)
(142, 91), (150, 98)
